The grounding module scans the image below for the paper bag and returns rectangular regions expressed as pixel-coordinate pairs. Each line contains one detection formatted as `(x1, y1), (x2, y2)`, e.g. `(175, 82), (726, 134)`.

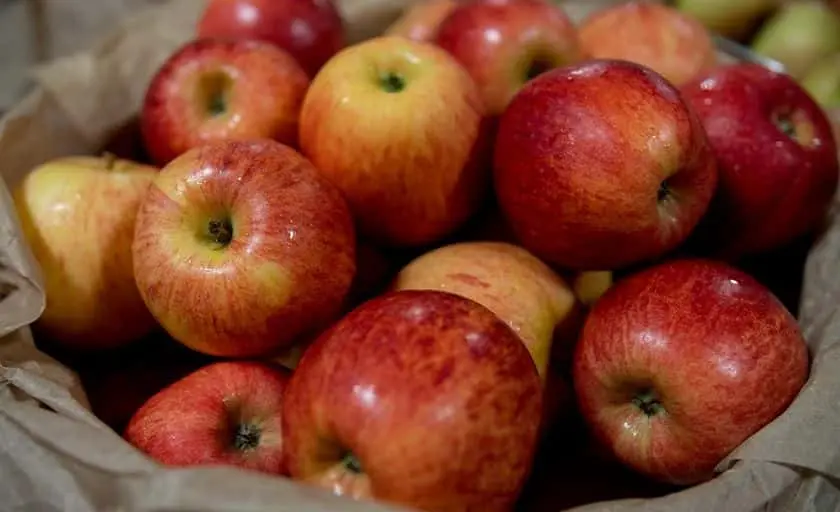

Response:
(1, 1), (839, 511)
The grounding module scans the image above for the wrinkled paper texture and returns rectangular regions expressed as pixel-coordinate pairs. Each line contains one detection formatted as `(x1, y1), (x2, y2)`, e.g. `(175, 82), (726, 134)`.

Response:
(0, 1), (838, 511)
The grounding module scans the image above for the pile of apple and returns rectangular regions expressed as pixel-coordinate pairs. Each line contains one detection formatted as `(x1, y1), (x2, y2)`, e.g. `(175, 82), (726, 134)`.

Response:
(11, 0), (840, 511)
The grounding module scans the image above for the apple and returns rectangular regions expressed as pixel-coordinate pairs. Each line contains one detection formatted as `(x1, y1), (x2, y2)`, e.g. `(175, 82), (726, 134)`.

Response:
(434, 0), (584, 116)
(196, 0), (345, 77)
(392, 241), (576, 381)
(800, 53), (840, 109)
(12, 155), (158, 350)
(132, 139), (356, 358)
(573, 271), (612, 308)
(282, 290), (543, 511)
(573, 259), (809, 485)
(681, 63), (840, 260)
(493, 59), (718, 271)
(125, 361), (290, 475)
(751, 1), (840, 80)
(384, 0), (459, 42)
(578, 2), (717, 87)
(298, 36), (490, 247)
(673, 0), (776, 41)
(141, 38), (310, 166)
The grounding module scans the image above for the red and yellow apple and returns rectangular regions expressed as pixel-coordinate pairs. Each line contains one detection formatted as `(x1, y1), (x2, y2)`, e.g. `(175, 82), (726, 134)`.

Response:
(125, 361), (290, 475)
(283, 290), (543, 511)
(197, 0), (345, 77)
(435, 0), (584, 116)
(494, 59), (718, 271)
(132, 139), (356, 358)
(384, 0), (459, 42)
(141, 38), (309, 166)
(573, 259), (809, 485)
(13, 155), (158, 350)
(681, 63), (840, 259)
(299, 36), (490, 247)
(578, 2), (717, 87)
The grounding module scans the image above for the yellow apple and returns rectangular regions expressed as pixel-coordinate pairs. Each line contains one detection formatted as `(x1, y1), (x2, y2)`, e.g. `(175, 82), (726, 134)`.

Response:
(13, 155), (159, 350)
(392, 241), (576, 380)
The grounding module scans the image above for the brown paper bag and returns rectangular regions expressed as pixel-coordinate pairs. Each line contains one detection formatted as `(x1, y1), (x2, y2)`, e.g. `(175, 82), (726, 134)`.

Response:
(1, 1), (839, 511)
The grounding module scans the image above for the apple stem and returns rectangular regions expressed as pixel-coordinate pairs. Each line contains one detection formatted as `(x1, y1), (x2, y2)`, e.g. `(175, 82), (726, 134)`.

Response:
(341, 451), (363, 474)
(232, 423), (261, 451)
(207, 218), (233, 247)
(632, 389), (664, 417)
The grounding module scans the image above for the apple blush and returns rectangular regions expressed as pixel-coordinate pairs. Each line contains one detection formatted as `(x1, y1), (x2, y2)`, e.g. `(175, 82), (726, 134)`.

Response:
(141, 38), (310, 166)
(282, 290), (543, 511)
(132, 139), (356, 358)
(573, 259), (808, 485)
(494, 59), (718, 271)
(681, 63), (840, 260)
(125, 362), (290, 475)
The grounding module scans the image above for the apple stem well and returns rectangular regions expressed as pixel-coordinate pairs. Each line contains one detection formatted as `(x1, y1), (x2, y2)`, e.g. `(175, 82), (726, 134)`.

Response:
(232, 423), (261, 451)
(379, 71), (406, 93)
(657, 181), (671, 203)
(198, 71), (233, 117)
(205, 218), (234, 248)
(341, 451), (364, 474)
(632, 389), (664, 417)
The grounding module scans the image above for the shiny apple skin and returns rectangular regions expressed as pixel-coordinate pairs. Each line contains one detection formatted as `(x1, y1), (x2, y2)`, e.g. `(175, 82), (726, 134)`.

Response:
(298, 36), (490, 248)
(197, 0), (345, 77)
(494, 59), (718, 271)
(573, 259), (809, 485)
(579, 2), (717, 87)
(435, 0), (584, 116)
(283, 290), (543, 512)
(681, 63), (840, 260)
(141, 38), (310, 166)
(13, 156), (159, 349)
(132, 139), (356, 358)
(125, 361), (290, 475)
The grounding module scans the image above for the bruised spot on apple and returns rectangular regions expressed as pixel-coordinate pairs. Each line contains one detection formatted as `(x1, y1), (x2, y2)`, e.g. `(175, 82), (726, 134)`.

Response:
(282, 290), (543, 511)
(572, 259), (809, 485)
(132, 139), (356, 358)
(125, 361), (290, 475)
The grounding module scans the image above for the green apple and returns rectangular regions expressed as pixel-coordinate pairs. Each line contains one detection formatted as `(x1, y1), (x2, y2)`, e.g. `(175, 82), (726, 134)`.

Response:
(751, 1), (840, 79)
(801, 53), (840, 109)
(673, 0), (776, 40)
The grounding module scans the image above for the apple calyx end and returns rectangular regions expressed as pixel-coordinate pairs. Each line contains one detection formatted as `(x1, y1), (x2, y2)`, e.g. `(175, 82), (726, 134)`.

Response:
(341, 451), (364, 474)
(631, 389), (664, 417)
(231, 422), (261, 452)
(379, 71), (407, 94)
(206, 218), (234, 248)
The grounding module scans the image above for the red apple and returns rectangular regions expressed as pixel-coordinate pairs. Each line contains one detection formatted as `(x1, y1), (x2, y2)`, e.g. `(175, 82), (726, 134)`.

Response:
(132, 139), (356, 358)
(141, 38), (310, 166)
(283, 290), (543, 511)
(573, 259), (809, 485)
(578, 2), (717, 87)
(681, 63), (840, 260)
(196, 0), (345, 77)
(384, 0), (459, 42)
(12, 155), (159, 350)
(435, 0), (584, 116)
(299, 36), (490, 247)
(125, 361), (290, 475)
(494, 59), (718, 271)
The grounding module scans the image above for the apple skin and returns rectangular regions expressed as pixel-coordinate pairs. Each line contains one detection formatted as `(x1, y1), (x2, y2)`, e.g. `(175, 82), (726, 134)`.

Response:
(132, 139), (356, 358)
(125, 361), (290, 475)
(681, 63), (840, 260)
(751, 1), (840, 80)
(282, 290), (543, 511)
(673, 0), (776, 41)
(434, 0), (584, 116)
(298, 36), (490, 248)
(141, 38), (310, 166)
(572, 259), (809, 485)
(12, 155), (158, 350)
(196, 0), (345, 77)
(578, 2), (717, 87)
(493, 59), (718, 271)
(800, 53), (840, 110)
(384, 0), (459, 42)
(392, 241), (576, 381)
